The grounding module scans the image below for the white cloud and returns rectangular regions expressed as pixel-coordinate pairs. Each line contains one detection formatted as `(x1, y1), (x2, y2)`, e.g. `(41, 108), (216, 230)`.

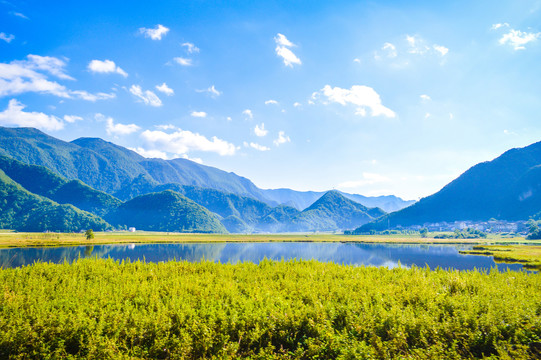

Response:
(226, 116), (232, 121)
(63, 115), (83, 123)
(424, 113), (431, 119)
(273, 131), (290, 146)
(317, 84), (396, 118)
(11, 12), (28, 19)
(129, 147), (171, 159)
(293, 102), (302, 107)
(88, 60), (128, 77)
(420, 94), (431, 101)
(141, 129), (236, 156)
(98, 114), (140, 136)
(182, 42), (200, 54)
(274, 33), (301, 67)
(0, 32), (15, 43)
(129, 85), (162, 107)
(70, 90), (116, 102)
(243, 141), (270, 151)
(242, 109), (253, 119)
(139, 24), (169, 40)
(353, 58), (361, 63)
(498, 28), (541, 50)
(155, 124), (177, 131)
(174, 57), (193, 66)
(491, 23), (510, 30)
(433, 44), (449, 56)
(338, 173), (391, 188)
(382, 42), (397, 58)
(155, 82), (174, 96)
(0, 55), (117, 101)
(191, 111), (207, 118)
(0, 99), (64, 130)
(196, 85), (221, 97)
(265, 99), (278, 105)
(254, 123), (268, 137)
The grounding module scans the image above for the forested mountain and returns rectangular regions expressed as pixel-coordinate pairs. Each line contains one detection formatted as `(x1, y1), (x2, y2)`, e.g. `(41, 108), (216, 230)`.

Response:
(0, 127), (413, 212)
(287, 191), (386, 232)
(0, 169), (111, 232)
(356, 141), (541, 232)
(106, 190), (227, 233)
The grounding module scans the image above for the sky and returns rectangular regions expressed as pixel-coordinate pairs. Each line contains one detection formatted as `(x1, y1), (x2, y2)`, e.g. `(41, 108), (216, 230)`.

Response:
(1, 0), (541, 200)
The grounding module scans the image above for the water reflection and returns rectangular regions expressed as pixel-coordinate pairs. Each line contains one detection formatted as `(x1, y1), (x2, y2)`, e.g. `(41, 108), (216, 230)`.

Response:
(0, 242), (528, 271)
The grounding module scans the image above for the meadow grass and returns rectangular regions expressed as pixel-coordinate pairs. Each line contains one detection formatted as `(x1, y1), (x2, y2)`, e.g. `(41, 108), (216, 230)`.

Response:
(1, 259), (540, 359)
(461, 244), (541, 270)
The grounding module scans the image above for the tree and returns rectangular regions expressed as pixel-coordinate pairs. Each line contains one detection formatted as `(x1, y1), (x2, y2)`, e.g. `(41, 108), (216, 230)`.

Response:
(85, 229), (95, 240)
(420, 228), (428, 238)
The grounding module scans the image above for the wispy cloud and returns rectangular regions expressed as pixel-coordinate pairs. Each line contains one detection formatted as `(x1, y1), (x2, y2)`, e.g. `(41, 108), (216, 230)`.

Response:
(155, 82), (174, 96)
(0, 32), (15, 43)
(316, 84), (396, 118)
(242, 109), (253, 119)
(0, 99), (64, 131)
(139, 24), (169, 40)
(244, 142), (270, 151)
(254, 123), (267, 137)
(265, 99), (278, 105)
(129, 85), (162, 107)
(97, 113), (140, 136)
(273, 131), (290, 146)
(196, 85), (221, 97)
(63, 115), (83, 123)
(274, 33), (301, 67)
(182, 42), (200, 54)
(88, 59), (128, 77)
(173, 57), (193, 66)
(10, 11), (28, 19)
(141, 129), (236, 156)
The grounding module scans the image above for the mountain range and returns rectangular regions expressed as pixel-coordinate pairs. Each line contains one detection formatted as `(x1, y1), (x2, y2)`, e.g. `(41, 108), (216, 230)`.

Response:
(355, 140), (541, 232)
(0, 126), (413, 212)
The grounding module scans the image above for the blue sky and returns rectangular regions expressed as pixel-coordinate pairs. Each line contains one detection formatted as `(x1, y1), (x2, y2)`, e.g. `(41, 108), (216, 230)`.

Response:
(1, 0), (541, 200)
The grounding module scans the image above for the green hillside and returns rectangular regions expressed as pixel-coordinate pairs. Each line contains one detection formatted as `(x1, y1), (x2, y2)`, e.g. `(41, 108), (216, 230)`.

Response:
(0, 169), (111, 232)
(106, 190), (227, 233)
(0, 156), (121, 217)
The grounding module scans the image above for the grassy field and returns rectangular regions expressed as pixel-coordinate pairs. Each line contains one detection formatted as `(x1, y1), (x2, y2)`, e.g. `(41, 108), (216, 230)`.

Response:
(1, 258), (540, 359)
(0, 231), (536, 249)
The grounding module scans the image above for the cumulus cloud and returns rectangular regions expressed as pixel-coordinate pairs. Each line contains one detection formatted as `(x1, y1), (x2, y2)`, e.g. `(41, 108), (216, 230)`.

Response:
(274, 33), (301, 67)
(338, 173), (391, 188)
(316, 84), (396, 118)
(273, 131), (290, 146)
(191, 111), (207, 118)
(129, 85), (162, 107)
(254, 123), (268, 137)
(0, 99), (64, 130)
(293, 102), (302, 107)
(420, 94), (431, 101)
(0, 55), (116, 101)
(196, 85), (221, 97)
(97, 113), (140, 136)
(139, 24), (169, 40)
(373, 35), (449, 64)
(155, 82), (174, 96)
(495, 26), (541, 50)
(242, 109), (253, 119)
(0, 32), (15, 43)
(88, 59), (128, 77)
(244, 142), (270, 151)
(141, 129), (236, 156)
(174, 57), (193, 66)
(129, 147), (171, 159)
(182, 42), (200, 54)
(63, 115), (83, 123)
(265, 99), (278, 105)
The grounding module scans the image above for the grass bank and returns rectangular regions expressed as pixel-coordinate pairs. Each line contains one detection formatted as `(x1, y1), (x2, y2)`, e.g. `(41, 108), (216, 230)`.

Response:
(461, 244), (541, 270)
(1, 258), (540, 359)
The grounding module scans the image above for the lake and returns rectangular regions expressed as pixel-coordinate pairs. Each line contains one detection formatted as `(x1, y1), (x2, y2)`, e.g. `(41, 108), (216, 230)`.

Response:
(0, 242), (529, 271)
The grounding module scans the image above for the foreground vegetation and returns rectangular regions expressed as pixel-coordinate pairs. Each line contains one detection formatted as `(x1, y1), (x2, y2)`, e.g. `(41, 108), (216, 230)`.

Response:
(0, 259), (540, 359)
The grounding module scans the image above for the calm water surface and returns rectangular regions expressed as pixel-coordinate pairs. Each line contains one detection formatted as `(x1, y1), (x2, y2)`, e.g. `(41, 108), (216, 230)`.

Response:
(0, 242), (529, 271)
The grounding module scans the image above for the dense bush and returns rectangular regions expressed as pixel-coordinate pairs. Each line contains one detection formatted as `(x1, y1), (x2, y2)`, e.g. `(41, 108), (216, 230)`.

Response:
(1, 259), (540, 359)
